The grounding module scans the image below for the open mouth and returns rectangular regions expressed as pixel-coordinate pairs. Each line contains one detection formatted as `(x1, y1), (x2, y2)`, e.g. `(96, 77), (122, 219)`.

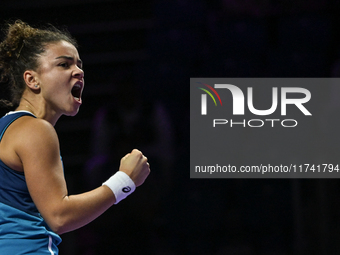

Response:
(71, 83), (83, 101)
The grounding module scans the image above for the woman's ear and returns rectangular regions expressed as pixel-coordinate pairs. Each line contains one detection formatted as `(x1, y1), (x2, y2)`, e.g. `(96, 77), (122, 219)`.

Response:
(23, 70), (40, 90)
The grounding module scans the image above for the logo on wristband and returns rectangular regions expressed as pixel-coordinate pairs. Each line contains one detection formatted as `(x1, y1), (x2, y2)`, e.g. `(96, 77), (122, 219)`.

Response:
(122, 186), (132, 193)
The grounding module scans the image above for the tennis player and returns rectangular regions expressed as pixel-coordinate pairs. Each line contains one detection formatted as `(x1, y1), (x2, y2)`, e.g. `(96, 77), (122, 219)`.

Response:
(0, 20), (150, 254)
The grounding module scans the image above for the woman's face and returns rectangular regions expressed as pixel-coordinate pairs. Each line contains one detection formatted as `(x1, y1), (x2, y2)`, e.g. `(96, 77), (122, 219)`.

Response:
(35, 40), (84, 117)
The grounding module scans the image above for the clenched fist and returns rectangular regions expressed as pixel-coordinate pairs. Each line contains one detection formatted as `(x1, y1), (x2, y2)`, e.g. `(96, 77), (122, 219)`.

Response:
(119, 149), (150, 187)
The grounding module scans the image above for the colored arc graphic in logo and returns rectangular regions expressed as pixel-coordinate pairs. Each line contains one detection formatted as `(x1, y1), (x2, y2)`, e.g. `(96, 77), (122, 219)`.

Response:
(197, 82), (222, 106)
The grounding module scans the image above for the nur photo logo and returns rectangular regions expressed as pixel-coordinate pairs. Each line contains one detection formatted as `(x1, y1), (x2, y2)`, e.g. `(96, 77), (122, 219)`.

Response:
(196, 80), (312, 128)
(190, 78), (338, 179)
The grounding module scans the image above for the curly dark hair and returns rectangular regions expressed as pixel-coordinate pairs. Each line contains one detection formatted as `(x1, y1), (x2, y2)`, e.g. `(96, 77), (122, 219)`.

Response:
(0, 20), (77, 107)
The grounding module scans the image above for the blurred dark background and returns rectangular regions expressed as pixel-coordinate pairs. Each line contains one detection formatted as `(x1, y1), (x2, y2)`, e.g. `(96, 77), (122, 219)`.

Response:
(1, 0), (340, 254)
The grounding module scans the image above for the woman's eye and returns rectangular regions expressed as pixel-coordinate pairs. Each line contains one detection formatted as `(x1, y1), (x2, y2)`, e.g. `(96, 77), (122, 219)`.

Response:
(59, 62), (69, 68)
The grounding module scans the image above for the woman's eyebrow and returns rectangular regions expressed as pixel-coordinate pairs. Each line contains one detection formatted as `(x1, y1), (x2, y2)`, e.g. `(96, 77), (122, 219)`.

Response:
(55, 56), (83, 66)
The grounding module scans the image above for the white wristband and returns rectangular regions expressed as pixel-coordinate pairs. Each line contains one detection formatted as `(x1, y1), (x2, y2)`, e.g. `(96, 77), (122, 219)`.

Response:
(102, 171), (136, 204)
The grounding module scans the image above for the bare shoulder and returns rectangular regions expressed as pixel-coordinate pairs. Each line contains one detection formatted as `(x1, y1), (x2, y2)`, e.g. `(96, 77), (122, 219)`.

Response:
(12, 116), (59, 148)
(14, 116), (56, 132)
